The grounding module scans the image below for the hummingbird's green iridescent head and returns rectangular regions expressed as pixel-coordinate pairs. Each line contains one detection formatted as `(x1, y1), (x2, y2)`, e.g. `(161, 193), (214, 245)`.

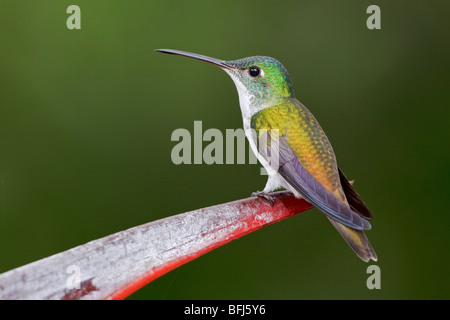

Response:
(224, 55), (294, 100)
(156, 49), (295, 117)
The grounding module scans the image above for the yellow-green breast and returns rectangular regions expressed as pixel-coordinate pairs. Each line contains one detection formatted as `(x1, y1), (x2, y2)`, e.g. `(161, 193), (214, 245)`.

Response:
(251, 98), (346, 201)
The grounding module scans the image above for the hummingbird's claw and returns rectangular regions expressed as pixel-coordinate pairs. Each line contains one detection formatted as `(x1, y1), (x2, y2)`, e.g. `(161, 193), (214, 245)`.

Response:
(252, 191), (275, 207)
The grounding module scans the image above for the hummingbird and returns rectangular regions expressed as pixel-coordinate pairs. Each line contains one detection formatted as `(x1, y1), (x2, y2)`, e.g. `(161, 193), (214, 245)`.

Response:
(156, 49), (377, 262)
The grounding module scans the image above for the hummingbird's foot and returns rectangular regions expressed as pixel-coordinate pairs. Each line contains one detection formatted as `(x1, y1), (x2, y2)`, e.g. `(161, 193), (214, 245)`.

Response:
(252, 191), (275, 207)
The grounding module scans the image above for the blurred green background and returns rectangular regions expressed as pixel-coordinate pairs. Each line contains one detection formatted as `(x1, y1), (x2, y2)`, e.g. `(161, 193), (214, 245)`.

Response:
(0, 0), (449, 299)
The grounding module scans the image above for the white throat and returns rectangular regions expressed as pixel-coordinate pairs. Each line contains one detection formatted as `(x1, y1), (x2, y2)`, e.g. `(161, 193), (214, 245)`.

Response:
(224, 70), (265, 125)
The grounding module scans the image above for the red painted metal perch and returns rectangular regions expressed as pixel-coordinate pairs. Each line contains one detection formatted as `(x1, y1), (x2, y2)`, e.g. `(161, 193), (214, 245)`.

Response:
(0, 191), (313, 300)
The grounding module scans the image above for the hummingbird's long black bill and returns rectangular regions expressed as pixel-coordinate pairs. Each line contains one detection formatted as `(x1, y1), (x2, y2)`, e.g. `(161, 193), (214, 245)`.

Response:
(155, 49), (234, 69)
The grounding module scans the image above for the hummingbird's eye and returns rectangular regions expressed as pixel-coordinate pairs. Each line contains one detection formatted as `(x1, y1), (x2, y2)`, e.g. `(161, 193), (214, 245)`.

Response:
(248, 66), (261, 77)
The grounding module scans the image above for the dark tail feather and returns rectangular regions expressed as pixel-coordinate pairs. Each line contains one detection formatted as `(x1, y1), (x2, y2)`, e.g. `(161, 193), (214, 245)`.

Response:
(327, 217), (377, 262)
(338, 168), (373, 220)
